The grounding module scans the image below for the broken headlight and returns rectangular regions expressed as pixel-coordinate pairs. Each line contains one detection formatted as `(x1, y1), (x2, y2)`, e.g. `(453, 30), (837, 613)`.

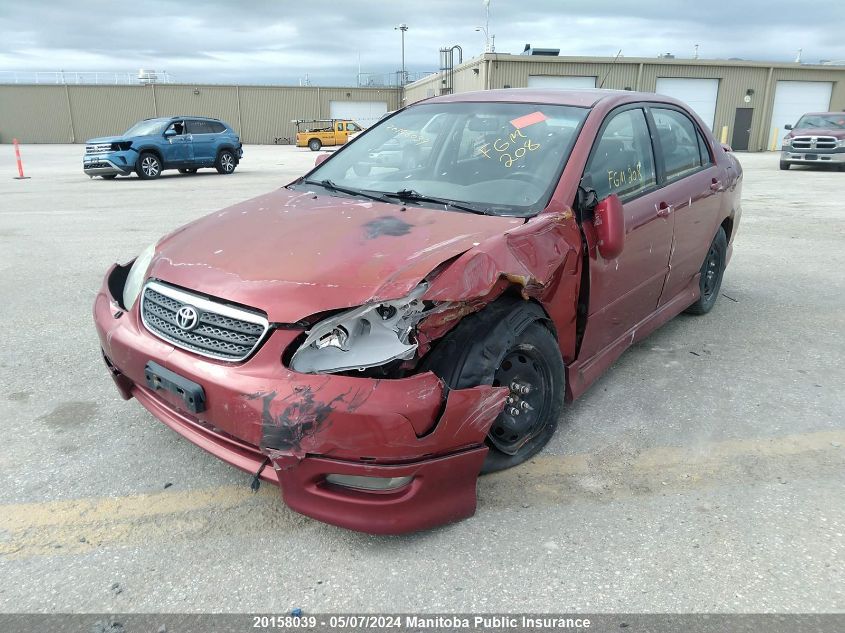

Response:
(290, 284), (430, 374)
(122, 242), (156, 310)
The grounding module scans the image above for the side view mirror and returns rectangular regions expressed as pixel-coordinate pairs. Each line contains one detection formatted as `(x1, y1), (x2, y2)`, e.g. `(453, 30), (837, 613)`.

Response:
(593, 194), (625, 260)
(784, 124), (793, 130)
(164, 129), (177, 137)
(315, 153), (330, 166)
(721, 143), (733, 153)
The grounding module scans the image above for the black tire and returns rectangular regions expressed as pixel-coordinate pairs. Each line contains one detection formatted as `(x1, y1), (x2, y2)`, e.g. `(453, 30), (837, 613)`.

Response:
(423, 298), (565, 473)
(308, 138), (322, 152)
(178, 168), (197, 174)
(779, 161), (790, 170)
(136, 152), (162, 180)
(100, 174), (117, 180)
(686, 227), (728, 315)
(215, 150), (237, 174)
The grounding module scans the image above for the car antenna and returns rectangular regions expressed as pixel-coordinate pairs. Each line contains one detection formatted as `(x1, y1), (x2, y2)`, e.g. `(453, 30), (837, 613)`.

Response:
(599, 49), (623, 89)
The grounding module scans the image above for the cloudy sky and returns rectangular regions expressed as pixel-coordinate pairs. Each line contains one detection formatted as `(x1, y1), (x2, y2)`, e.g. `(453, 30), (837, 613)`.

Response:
(1, 1), (843, 85)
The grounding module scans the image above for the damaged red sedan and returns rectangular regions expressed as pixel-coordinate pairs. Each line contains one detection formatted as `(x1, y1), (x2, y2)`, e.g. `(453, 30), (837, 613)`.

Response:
(94, 89), (742, 534)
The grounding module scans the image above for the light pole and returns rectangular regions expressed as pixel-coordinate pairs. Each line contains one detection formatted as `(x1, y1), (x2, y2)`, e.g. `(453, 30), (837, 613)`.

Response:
(395, 23), (409, 85)
(475, 0), (494, 53)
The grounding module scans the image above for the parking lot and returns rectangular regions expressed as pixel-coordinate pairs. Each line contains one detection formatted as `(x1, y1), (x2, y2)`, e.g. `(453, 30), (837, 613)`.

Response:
(0, 144), (842, 613)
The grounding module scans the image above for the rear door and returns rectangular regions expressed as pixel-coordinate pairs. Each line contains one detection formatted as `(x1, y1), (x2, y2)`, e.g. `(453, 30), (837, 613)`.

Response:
(186, 119), (217, 164)
(577, 106), (674, 359)
(648, 106), (723, 305)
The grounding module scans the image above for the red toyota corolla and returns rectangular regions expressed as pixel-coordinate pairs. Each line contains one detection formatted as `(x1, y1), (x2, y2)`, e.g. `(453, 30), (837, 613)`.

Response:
(94, 89), (742, 534)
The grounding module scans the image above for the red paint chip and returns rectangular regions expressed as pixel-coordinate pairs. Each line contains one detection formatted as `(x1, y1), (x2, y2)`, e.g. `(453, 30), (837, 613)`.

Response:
(510, 111), (548, 129)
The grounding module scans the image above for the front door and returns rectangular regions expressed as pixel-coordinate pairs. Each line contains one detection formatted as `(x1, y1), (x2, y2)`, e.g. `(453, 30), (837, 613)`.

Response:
(162, 120), (192, 165)
(334, 121), (348, 146)
(577, 106), (674, 360)
(731, 108), (753, 151)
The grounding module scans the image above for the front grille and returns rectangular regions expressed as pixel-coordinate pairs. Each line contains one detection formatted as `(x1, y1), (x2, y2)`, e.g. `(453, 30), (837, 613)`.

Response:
(791, 136), (837, 150)
(86, 143), (112, 154)
(141, 281), (269, 362)
(84, 162), (112, 169)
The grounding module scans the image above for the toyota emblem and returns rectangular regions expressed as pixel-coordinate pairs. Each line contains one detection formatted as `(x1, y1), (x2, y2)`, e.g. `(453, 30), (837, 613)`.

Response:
(176, 305), (199, 331)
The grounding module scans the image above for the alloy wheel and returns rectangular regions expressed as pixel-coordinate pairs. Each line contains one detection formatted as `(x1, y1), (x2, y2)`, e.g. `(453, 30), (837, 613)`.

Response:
(141, 156), (160, 177)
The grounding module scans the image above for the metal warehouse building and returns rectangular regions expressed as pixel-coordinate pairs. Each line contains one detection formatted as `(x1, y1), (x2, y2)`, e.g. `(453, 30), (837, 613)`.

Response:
(1, 54), (843, 151)
(404, 54), (845, 152)
(0, 84), (400, 145)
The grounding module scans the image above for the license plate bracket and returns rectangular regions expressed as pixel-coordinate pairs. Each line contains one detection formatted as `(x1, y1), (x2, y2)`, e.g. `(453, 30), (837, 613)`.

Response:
(805, 153), (818, 160)
(144, 361), (206, 414)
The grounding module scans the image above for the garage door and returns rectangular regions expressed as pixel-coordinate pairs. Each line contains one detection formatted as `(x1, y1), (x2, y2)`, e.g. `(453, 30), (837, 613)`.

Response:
(770, 81), (833, 147)
(655, 78), (719, 129)
(329, 101), (388, 128)
(527, 75), (597, 89)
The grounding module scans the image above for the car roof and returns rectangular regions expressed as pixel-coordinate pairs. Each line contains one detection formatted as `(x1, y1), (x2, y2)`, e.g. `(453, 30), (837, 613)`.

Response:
(800, 112), (844, 116)
(424, 88), (683, 109)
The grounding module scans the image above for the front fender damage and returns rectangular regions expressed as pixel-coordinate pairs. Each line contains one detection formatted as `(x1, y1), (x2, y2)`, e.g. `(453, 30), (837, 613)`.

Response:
(417, 211), (581, 361)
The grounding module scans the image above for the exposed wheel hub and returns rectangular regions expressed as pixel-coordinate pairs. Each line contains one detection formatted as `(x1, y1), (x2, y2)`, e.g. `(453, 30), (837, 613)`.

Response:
(489, 348), (549, 455)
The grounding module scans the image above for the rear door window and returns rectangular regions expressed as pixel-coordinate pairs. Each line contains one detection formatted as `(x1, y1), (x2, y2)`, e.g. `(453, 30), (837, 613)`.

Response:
(651, 108), (705, 181)
(583, 108), (657, 201)
(187, 120), (215, 134)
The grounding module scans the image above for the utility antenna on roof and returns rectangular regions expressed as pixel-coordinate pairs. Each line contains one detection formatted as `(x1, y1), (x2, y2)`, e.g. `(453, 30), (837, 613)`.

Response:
(599, 49), (622, 88)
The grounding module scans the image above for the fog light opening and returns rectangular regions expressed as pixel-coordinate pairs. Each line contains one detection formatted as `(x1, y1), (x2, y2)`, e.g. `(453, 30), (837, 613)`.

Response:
(324, 474), (413, 492)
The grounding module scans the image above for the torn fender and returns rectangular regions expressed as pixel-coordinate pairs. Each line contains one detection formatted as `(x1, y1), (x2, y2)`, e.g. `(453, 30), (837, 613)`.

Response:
(421, 211), (583, 363)
(423, 211), (579, 302)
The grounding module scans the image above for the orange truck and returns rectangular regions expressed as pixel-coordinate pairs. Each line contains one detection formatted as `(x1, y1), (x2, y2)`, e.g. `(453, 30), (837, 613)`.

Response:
(294, 119), (363, 151)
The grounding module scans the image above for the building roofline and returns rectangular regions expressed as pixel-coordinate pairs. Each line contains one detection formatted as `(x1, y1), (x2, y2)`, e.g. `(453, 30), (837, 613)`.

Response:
(476, 52), (845, 72)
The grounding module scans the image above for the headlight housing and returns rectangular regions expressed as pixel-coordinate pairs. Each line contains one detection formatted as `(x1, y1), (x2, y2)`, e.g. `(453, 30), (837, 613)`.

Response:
(290, 285), (431, 374)
(782, 137), (792, 147)
(837, 139), (845, 148)
(122, 242), (156, 310)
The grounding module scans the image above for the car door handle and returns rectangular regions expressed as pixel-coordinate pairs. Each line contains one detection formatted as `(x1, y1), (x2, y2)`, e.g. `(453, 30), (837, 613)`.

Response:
(656, 202), (673, 218)
(710, 178), (722, 192)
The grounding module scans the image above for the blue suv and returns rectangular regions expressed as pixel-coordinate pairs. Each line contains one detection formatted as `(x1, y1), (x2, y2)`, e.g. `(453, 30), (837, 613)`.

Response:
(83, 116), (243, 180)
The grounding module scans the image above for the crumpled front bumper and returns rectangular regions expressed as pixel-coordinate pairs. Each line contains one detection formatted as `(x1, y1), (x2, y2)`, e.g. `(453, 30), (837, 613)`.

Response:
(93, 267), (508, 534)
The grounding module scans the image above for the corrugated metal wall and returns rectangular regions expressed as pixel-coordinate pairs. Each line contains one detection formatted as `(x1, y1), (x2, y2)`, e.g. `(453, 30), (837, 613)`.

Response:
(0, 84), (400, 144)
(0, 85), (74, 143)
(404, 55), (845, 151)
(3, 59), (842, 150)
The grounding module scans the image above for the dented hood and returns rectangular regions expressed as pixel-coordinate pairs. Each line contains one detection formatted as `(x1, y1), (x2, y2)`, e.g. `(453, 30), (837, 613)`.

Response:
(149, 187), (524, 322)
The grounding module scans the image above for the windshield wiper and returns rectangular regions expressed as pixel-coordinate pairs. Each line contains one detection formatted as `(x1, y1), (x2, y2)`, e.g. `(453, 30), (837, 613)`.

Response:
(301, 179), (390, 203)
(382, 189), (489, 215)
